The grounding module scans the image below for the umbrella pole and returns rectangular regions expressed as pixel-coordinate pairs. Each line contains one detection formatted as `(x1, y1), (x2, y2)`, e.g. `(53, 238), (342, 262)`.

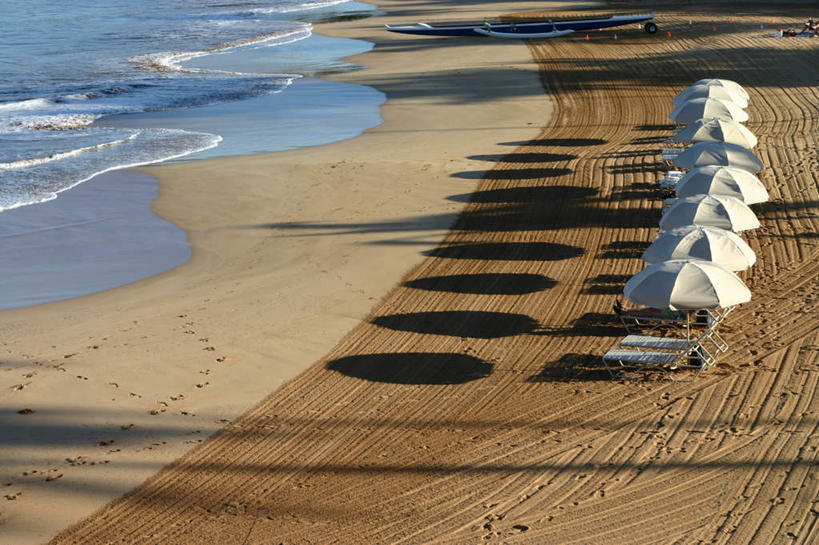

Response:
(686, 311), (691, 341)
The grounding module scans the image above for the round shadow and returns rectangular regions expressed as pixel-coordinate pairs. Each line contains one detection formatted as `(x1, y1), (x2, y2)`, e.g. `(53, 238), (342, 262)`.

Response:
(404, 273), (556, 295)
(372, 310), (538, 338)
(327, 352), (493, 384)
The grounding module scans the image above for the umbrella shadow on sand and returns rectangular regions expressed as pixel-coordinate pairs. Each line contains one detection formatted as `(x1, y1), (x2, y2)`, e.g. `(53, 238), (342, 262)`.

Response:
(404, 273), (557, 295)
(372, 310), (541, 339)
(326, 352), (493, 385)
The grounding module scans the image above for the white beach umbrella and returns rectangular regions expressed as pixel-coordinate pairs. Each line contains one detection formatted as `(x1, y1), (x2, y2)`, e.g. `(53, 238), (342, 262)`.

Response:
(668, 118), (758, 148)
(624, 259), (751, 310)
(642, 225), (757, 271)
(675, 166), (769, 204)
(669, 98), (749, 124)
(693, 78), (750, 101)
(673, 141), (763, 172)
(672, 84), (749, 108)
(660, 194), (761, 232)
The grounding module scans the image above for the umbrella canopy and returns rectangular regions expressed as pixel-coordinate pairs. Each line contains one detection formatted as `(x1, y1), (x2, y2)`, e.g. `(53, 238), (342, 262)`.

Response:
(660, 194), (761, 232)
(642, 225), (757, 271)
(624, 259), (752, 310)
(669, 97), (749, 124)
(673, 141), (764, 172)
(693, 78), (750, 101)
(672, 84), (749, 108)
(675, 165), (769, 204)
(668, 118), (758, 148)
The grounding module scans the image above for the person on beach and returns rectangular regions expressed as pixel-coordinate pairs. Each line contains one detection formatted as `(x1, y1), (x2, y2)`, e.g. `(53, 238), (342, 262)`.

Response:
(801, 16), (818, 35)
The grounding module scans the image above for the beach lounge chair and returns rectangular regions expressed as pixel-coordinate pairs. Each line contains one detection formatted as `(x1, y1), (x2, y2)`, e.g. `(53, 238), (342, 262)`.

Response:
(658, 170), (683, 193)
(602, 342), (711, 380)
(662, 147), (682, 165)
(604, 331), (715, 380)
(617, 306), (729, 335)
(604, 306), (736, 380)
(616, 308), (690, 334)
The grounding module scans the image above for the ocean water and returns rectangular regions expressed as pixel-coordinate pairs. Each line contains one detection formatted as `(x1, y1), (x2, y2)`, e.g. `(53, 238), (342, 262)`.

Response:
(0, 0), (380, 211)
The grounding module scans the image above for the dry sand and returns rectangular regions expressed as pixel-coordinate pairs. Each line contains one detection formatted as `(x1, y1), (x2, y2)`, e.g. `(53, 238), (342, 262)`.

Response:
(4, 2), (819, 544)
(0, 0), (563, 542)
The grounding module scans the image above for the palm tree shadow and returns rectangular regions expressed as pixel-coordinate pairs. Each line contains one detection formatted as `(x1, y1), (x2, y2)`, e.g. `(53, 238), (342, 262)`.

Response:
(446, 185), (597, 204)
(498, 138), (607, 147)
(451, 167), (573, 180)
(425, 242), (584, 261)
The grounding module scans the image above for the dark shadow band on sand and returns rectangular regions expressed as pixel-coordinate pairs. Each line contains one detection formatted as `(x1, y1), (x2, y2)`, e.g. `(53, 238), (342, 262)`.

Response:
(425, 242), (584, 261)
(326, 352), (493, 384)
(467, 152), (577, 163)
(451, 167), (573, 180)
(404, 273), (556, 295)
(499, 138), (607, 147)
(446, 185), (597, 203)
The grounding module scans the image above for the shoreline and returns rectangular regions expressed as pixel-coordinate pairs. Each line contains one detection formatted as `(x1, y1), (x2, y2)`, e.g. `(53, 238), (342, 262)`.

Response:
(0, 1), (557, 542)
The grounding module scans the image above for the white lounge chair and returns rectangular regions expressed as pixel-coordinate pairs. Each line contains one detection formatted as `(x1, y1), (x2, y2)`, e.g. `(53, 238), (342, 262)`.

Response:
(602, 344), (710, 380)
(604, 306), (736, 380)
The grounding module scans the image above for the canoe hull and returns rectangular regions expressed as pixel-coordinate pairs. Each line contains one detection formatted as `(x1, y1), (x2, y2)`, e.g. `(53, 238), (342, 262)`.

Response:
(385, 13), (655, 37)
(473, 28), (574, 39)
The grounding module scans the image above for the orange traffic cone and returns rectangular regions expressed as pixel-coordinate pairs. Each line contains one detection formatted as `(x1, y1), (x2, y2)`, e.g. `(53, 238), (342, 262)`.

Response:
(585, 33), (589, 40)
(713, 25), (717, 31)
(667, 30), (672, 37)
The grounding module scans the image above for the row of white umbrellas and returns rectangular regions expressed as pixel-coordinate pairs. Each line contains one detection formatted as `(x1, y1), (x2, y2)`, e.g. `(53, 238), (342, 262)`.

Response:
(624, 78), (763, 311)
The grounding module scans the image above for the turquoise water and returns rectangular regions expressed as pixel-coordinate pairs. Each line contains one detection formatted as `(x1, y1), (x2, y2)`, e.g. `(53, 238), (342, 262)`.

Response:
(0, 0), (383, 210)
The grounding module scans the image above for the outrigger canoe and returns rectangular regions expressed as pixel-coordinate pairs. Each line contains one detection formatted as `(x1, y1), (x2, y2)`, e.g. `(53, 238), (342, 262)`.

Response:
(385, 12), (657, 37)
(473, 28), (574, 39)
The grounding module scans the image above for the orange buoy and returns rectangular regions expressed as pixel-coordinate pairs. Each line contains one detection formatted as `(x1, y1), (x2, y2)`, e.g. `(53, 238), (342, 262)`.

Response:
(713, 25), (717, 31)
(585, 33), (589, 40)
(667, 30), (672, 37)
(729, 18), (734, 23)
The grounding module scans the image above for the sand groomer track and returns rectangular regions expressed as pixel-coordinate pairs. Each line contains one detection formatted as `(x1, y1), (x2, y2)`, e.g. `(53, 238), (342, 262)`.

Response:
(52, 8), (819, 545)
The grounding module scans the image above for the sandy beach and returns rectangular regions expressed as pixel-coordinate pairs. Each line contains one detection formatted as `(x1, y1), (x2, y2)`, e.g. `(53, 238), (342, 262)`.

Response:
(3, 1), (819, 544)
(0, 0), (557, 542)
